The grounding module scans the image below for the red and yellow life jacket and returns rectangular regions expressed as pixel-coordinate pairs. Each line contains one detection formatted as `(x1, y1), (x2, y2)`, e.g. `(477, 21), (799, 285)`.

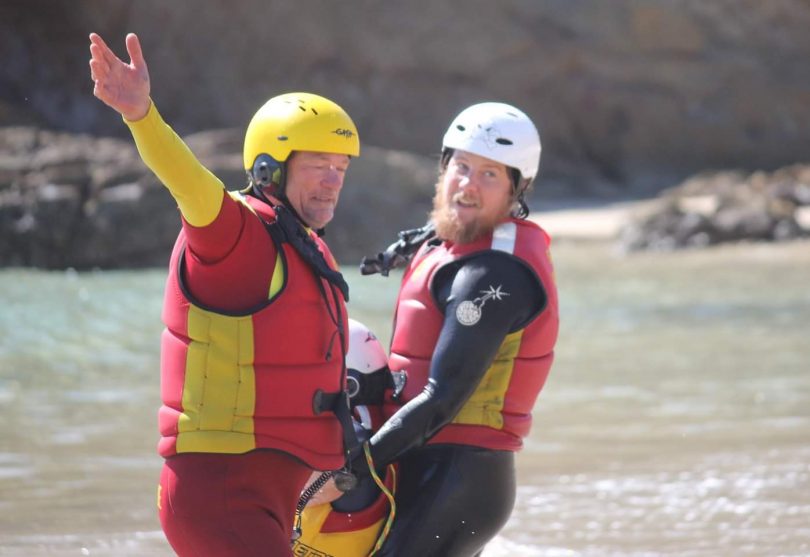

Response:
(385, 218), (558, 451)
(158, 194), (348, 471)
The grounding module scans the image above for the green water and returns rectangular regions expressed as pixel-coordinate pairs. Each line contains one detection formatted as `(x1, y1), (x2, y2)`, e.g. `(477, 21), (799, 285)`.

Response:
(1, 240), (809, 556)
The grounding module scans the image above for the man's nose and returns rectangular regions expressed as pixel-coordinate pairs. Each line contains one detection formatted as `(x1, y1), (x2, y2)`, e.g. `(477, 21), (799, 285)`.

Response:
(458, 174), (476, 190)
(321, 166), (343, 187)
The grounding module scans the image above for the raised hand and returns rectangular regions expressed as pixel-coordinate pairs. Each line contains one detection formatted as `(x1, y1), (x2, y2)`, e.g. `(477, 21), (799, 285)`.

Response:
(89, 33), (151, 121)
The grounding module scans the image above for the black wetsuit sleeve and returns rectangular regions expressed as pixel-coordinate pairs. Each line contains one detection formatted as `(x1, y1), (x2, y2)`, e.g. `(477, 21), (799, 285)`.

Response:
(364, 250), (546, 471)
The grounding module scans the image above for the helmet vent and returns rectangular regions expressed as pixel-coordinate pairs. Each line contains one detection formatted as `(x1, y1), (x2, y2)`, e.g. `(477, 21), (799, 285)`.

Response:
(496, 138), (513, 145)
(277, 135), (288, 141)
(456, 125), (466, 131)
(298, 106), (307, 112)
(311, 108), (319, 115)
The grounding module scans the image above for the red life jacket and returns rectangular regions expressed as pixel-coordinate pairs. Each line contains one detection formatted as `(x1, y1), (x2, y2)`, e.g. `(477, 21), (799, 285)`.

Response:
(385, 218), (558, 451)
(158, 194), (349, 471)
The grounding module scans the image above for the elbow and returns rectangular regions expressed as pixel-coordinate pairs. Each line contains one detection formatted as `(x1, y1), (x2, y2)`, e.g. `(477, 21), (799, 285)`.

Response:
(422, 381), (465, 434)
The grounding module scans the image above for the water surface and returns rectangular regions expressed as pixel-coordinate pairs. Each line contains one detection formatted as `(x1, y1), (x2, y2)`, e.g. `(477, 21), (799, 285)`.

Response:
(1, 240), (808, 556)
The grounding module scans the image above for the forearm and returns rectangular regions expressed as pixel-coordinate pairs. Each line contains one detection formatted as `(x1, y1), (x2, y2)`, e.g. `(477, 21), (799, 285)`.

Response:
(367, 309), (503, 467)
(125, 101), (225, 227)
(368, 379), (472, 467)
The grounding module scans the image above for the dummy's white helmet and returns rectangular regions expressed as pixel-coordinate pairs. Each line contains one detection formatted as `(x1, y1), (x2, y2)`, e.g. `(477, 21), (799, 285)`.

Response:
(346, 319), (388, 431)
(442, 102), (541, 182)
(346, 319), (388, 376)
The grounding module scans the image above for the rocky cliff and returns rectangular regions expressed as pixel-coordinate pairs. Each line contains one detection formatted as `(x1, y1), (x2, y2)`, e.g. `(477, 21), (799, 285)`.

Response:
(5, 0), (810, 190)
(0, 124), (436, 268)
(3, 0), (810, 266)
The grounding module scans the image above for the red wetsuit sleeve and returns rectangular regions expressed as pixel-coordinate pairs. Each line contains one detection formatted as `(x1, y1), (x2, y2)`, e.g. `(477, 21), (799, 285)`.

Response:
(125, 103), (279, 312)
(180, 194), (281, 313)
(181, 193), (242, 263)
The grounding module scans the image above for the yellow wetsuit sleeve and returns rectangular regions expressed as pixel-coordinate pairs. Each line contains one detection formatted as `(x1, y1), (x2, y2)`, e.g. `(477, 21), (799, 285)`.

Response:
(125, 101), (225, 227)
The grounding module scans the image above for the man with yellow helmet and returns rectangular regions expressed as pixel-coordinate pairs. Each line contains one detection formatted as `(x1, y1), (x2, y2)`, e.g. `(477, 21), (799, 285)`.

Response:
(89, 32), (359, 556)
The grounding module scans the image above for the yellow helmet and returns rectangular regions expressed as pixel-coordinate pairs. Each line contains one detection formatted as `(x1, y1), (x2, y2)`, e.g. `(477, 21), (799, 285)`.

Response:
(243, 92), (360, 175)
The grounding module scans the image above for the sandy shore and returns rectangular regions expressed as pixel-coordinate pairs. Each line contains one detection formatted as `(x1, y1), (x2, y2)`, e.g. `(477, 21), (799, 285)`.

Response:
(529, 199), (657, 241)
(529, 198), (810, 261)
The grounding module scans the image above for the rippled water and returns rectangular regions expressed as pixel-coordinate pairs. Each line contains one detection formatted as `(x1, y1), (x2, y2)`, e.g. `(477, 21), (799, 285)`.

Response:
(1, 240), (809, 556)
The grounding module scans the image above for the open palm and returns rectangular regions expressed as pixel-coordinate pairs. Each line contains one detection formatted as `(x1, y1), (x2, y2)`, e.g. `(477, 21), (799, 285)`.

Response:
(89, 33), (151, 121)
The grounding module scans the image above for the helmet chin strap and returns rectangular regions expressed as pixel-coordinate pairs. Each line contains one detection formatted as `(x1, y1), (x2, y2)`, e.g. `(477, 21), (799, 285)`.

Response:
(247, 173), (328, 236)
(511, 171), (531, 219)
(274, 189), (326, 235)
(513, 192), (530, 219)
(247, 152), (325, 233)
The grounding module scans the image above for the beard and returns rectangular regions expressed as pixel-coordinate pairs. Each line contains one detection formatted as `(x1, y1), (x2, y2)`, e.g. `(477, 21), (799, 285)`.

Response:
(430, 186), (513, 245)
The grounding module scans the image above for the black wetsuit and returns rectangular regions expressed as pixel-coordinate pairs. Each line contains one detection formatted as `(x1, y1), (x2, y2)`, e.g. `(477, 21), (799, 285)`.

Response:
(365, 249), (546, 557)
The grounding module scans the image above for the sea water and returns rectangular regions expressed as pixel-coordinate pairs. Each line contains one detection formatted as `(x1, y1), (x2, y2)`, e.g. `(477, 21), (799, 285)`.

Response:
(1, 240), (808, 556)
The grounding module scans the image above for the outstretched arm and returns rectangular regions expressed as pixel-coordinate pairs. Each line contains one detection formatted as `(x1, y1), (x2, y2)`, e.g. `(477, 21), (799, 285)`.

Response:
(88, 32), (232, 256)
(89, 33), (151, 122)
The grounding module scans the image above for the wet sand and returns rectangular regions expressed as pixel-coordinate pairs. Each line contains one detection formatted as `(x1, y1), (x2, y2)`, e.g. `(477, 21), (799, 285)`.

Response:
(529, 198), (658, 241)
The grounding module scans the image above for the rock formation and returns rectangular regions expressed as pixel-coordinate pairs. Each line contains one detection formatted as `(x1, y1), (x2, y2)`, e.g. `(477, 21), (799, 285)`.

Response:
(4, 1), (810, 266)
(619, 166), (810, 251)
(0, 125), (435, 268)
(3, 1), (810, 192)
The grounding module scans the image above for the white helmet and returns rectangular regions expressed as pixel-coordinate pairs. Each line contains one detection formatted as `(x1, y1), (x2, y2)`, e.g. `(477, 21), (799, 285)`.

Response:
(442, 102), (541, 182)
(346, 319), (387, 376)
(345, 319), (388, 430)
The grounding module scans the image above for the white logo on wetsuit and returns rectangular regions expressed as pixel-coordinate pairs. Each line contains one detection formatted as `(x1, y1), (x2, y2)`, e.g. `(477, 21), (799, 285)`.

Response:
(455, 285), (510, 326)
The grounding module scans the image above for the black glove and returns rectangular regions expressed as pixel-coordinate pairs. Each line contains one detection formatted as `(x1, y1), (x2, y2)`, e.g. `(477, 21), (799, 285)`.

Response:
(360, 222), (436, 276)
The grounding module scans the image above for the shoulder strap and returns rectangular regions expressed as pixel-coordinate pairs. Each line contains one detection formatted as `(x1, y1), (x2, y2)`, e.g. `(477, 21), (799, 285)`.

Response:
(266, 204), (350, 302)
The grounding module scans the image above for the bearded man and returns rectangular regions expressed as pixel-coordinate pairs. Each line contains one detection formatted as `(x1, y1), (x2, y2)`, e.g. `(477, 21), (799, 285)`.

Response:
(356, 102), (560, 556)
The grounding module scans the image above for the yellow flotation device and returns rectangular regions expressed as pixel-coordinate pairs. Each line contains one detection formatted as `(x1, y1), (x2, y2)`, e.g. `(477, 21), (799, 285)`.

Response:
(293, 456), (396, 557)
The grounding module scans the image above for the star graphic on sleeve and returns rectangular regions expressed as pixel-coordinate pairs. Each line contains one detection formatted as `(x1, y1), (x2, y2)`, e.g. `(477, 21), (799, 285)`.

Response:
(473, 284), (510, 307)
